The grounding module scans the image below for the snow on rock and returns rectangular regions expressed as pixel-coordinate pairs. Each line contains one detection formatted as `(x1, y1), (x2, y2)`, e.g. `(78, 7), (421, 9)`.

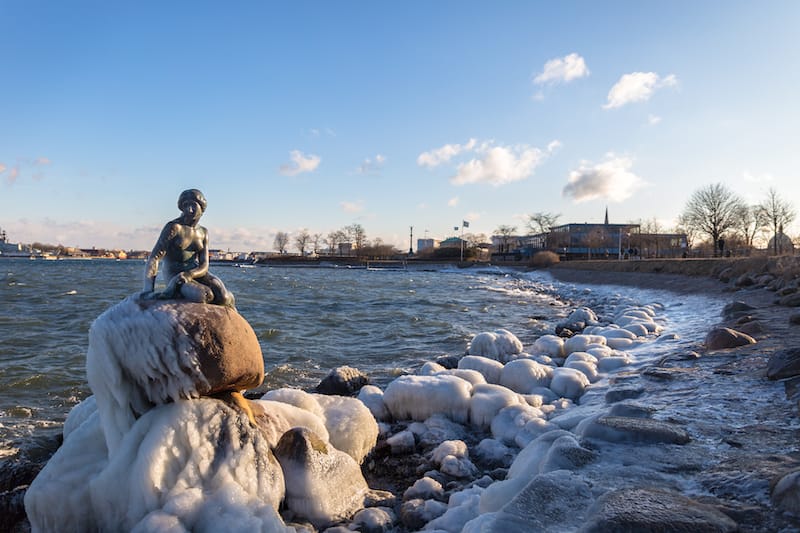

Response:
(499, 359), (553, 393)
(564, 334), (607, 355)
(490, 404), (545, 446)
(465, 470), (594, 532)
(262, 388), (325, 418)
(532, 334), (565, 358)
(62, 394), (97, 440)
(423, 486), (484, 532)
(387, 430), (417, 454)
(400, 499), (448, 530)
(467, 329), (523, 362)
(565, 360), (600, 383)
(469, 384), (522, 428)
(274, 426), (369, 529)
(549, 367), (591, 400)
(26, 399), (288, 532)
(431, 440), (469, 463)
(358, 384), (390, 422)
(261, 389), (379, 464)
(435, 368), (487, 387)
(313, 393), (379, 464)
(86, 296), (264, 454)
(404, 476), (445, 501)
(384, 375), (472, 424)
(457, 355), (504, 384)
(349, 506), (397, 533)
(249, 399), (330, 448)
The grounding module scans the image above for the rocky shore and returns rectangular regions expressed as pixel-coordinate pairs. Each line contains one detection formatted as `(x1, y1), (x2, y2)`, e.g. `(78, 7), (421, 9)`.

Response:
(6, 256), (800, 532)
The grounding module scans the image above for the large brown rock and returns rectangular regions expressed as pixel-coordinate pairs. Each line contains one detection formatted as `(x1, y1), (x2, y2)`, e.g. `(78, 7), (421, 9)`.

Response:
(87, 295), (264, 452)
(135, 298), (265, 396)
(704, 327), (756, 350)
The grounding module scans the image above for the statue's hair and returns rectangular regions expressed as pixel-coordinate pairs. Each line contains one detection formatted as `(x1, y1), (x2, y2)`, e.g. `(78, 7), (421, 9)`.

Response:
(178, 189), (207, 212)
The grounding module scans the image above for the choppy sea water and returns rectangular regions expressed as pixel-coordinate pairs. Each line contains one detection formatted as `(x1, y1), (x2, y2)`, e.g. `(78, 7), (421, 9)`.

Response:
(0, 259), (723, 462)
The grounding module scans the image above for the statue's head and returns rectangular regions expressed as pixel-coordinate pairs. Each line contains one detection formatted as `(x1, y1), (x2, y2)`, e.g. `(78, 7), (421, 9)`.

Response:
(178, 189), (208, 213)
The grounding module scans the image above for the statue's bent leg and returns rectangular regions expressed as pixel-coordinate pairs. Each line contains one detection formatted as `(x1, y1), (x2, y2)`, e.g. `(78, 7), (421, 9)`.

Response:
(206, 274), (235, 307)
(180, 281), (214, 303)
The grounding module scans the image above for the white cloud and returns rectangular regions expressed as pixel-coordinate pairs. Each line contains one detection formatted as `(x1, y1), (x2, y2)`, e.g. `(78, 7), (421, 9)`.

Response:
(603, 72), (678, 109)
(417, 139), (477, 168)
(448, 196), (460, 207)
(547, 140), (562, 153)
(534, 53), (590, 85)
(340, 200), (364, 213)
(451, 144), (546, 186)
(562, 154), (644, 203)
(647, 114), (662, 125)
(279, 150), (321, 176)
(358, 154), (386, 175)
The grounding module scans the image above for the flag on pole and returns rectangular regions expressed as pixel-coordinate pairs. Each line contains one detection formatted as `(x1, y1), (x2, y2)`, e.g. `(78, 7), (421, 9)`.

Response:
(462, 220), (470, 228)
(453, 226), (459, 231)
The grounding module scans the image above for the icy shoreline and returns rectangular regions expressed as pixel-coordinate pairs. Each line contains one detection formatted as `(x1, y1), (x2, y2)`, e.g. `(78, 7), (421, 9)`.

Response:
(13, 267), (800, 532)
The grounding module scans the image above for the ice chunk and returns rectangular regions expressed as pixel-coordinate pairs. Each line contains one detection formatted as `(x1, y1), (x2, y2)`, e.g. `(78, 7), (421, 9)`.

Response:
(458, 355), (504, 384)
(490, 404), (545, 446)
(564, 334), (606, 355)
(383, 375), (471, 424)
(404, 476), (445, 501)
(274, 426), (368, 529)
(27, 399), (288, 532)
(358, 384), (390, 421)
(500, 359), (553, 393)
(532, 335), (565, 358)
(549, 367), (590, 400)
(313, 393), (379, 464)
(435, 368), (487, 387)
(469, 384), (522, 428)
(262, 388), (325, 418)
(467, 329), (523, 362)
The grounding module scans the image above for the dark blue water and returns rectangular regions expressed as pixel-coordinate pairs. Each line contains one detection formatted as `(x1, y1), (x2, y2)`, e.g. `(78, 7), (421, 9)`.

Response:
(0, 260), (569, 458)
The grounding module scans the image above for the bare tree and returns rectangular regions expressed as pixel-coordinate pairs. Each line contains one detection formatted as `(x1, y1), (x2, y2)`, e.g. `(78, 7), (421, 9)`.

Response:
(273, 231), (290, 254)
(734, 205), (767, 254)
(311, 233), (323, 255)
(758, 187), (796, 255)
(494, 225), (517, 253)
(680, 183), (745, 256)
(325, 230), (346, 255)
(294, 228), (311, 256)
(526, 212), (561, 235)
(345, 223), (367, 254)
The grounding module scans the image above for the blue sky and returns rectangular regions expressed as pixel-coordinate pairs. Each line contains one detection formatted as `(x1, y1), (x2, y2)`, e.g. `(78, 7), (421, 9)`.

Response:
(2, 1), (798, 252)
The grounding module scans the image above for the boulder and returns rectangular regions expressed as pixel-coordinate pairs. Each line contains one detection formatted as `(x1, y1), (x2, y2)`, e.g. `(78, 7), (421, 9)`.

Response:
(721, 300), (756, 318)
(315, 366), (369, 396)
(736, 320), (765, 337)
(274, 427), (370, 528)
(704, 327), (756, 350)
(779, 293), (800, 307)
(582, 488), (737, 532)
(577, 415), (690, 444)
(86, 295), (264, 452)
(790, 312), (800, 326)
(767, 348), (800, 380)
(773, 468), (800, 514)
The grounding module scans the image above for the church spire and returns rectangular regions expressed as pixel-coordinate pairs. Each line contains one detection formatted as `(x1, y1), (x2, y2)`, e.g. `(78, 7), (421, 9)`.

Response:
(604, 206), (609, 225)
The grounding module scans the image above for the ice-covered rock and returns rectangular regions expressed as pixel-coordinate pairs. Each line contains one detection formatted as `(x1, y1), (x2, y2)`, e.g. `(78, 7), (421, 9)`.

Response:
(274, 426), (369, 528)
(404, 476), (445, 501)
(437, 368), (488, 387)
(549, 367), (591, 400)
(532, 335), (565, 358)
(564, 334), (606, 355)
(457, 355), (504, 384)
(358, 385), (390, 421)
(383, 375), (471, 424)
(465, 470), (593, 533)
(313, 393), (379, 464)
(499, 359), (553, 393)
(387, 430), (416, 454)
(86, 296), (264, 454)
(469, 384), (522, 428)
(467, 329), (523, 362)
(423, 486), (483, 532)
(27, 399), (288, 532)
(400, 498), (448, 530)
(490, 404), (545, 446)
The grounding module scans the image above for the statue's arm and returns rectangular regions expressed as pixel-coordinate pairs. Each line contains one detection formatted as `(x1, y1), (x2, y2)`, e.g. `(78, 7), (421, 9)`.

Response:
(143, 223), (175, 292)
